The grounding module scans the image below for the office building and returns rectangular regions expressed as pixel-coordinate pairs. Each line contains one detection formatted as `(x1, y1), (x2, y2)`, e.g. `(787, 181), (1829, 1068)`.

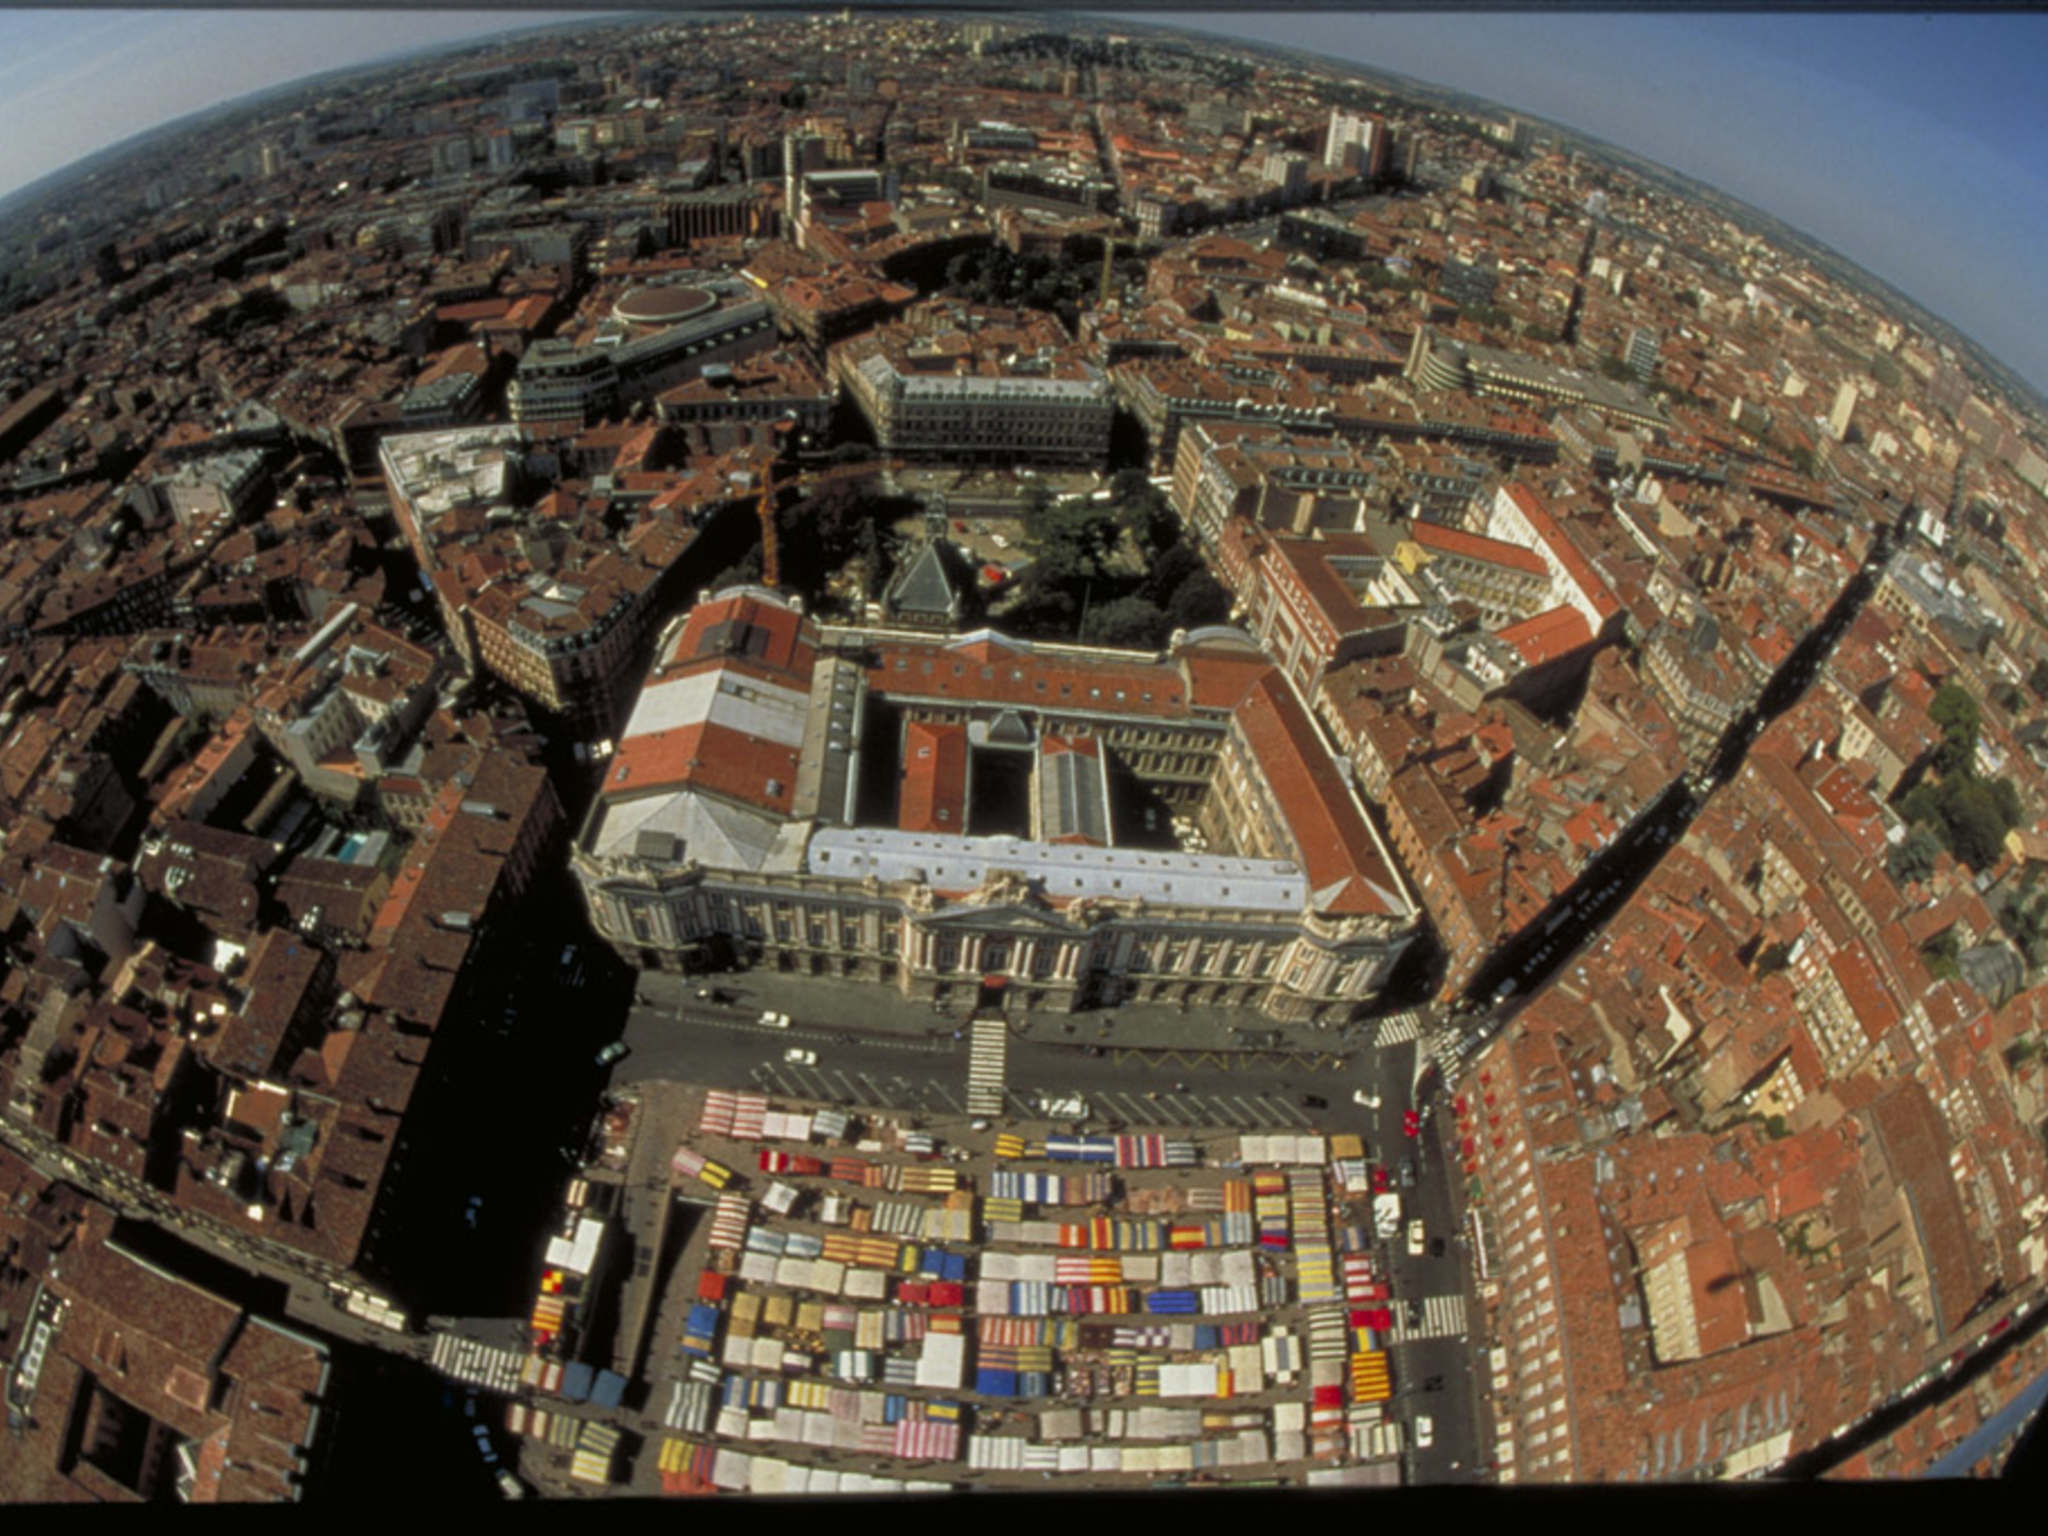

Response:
(1625, 325), (1661, 382)
(1323, 108), (1387, 178)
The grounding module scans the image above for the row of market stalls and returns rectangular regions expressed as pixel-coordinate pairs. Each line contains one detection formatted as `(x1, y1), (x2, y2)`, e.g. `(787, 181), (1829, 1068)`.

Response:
(627, 1095), (1416, 1490)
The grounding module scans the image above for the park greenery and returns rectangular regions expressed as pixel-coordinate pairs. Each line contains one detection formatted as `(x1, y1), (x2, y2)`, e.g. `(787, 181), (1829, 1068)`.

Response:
(1891, 681), (2025, 875)
(942, 245), (1148, 330)
(999, 471), (1232, 648)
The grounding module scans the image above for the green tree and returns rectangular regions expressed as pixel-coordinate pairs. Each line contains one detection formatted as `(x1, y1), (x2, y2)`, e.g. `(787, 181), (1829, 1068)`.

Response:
(1937, 776), (2010, 870)
(1992, 776), (2024, 831)
(1930, 681), (1982, 777)
(1922, 928), (1962, 981)
(1023, 495), (1119, 581)
(1139, 543), (1205, 605)
(1888, 824), (1944, 885)
(1164, 570), (1233, 631)
(1898, 780), (1941, 828)
(1080, 594), (1166, 648)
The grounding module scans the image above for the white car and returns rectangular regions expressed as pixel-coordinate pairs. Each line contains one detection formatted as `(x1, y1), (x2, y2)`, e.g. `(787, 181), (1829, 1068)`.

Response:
(784, 1047), (817, 1066)
(1353, 1088), (1381, 1109)
(1406, 1219), (1426, 1257)
(760, 1010), (792, 1029)
(1414, 1415), (1435, 1450)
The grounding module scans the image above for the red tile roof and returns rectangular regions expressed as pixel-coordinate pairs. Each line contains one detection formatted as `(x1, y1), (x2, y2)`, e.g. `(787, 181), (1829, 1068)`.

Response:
(1407, 519), (1549, 578)
(899, 720), (968, 833)
(1234, 671), (1402, 917)
(610, 720), (801, 816)
(1497, 603), (1596, 666)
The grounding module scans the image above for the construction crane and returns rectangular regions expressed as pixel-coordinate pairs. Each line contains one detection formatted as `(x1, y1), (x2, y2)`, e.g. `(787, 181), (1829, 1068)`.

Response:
(755, 430), (897, 589)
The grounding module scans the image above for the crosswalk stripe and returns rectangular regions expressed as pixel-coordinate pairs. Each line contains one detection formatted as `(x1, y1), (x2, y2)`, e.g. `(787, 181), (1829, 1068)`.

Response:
(1375, 1012), (1422, 1047)
(1387, 1293), (1467, 1345)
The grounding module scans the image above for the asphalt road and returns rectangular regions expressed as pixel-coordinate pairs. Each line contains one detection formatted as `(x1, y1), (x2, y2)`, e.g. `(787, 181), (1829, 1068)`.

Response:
(612, 998), (1394, 1134)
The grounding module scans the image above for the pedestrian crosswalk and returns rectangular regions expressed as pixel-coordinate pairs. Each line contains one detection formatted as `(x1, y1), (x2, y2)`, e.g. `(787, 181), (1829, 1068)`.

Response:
(430, 1331), (525, 1393)
(1374, 1011), (1423, 1048)
(1386, 1293), (1467, 1345)
(966, 1016), (1008, 1117)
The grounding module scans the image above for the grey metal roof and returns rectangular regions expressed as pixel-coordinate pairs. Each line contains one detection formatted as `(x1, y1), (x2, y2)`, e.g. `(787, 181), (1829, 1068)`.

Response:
(807, 827), (1306, 912)
(1036, 741), (1111, 846)
(885, 540), (960, 619)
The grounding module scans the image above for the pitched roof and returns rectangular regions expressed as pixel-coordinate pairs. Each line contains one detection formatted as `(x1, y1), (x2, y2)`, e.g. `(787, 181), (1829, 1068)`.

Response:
(899, 720), (968, 833)
(1407, 518), (1549, 577)
(1498, 604), (1597, 666)
(1233, 671), (1406, 917)
(886, 539), (960, 621)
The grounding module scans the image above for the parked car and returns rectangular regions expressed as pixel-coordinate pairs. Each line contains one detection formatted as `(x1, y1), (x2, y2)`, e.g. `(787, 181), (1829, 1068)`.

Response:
(1399, 1158), (1417, 1188)
(1429, 1236), (1446, 1258)
(784, 1047), (817, 1066)
(594, 1041), (629, 1067)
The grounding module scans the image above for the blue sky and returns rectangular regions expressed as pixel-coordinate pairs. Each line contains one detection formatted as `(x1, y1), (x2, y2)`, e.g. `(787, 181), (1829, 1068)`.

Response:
(0, 10), (2042, 394)
(1176, 13), (2048, 396)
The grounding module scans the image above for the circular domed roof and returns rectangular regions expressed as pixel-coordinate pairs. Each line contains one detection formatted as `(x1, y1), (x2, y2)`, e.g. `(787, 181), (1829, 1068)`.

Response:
(612, 284), (718, 328)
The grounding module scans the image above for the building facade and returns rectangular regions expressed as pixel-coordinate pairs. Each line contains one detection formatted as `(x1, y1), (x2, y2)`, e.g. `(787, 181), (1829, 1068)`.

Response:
(572, 591), (1419, 1024)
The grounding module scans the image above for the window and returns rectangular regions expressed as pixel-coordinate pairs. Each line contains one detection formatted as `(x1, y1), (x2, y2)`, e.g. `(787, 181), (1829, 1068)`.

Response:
(936, 938), (961, 970)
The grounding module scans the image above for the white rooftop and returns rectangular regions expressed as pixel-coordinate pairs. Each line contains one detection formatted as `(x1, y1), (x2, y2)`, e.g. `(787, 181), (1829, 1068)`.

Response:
(807, 827), (1307, 912)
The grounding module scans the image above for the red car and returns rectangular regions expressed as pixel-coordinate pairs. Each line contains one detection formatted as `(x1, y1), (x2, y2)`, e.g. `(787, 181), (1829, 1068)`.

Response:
(1372, 1166), (1390, 1191)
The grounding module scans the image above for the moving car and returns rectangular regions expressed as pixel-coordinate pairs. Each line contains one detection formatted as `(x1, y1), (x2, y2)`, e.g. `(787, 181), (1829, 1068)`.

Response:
(1399, 1158), (1417, 1188)
(1300, 1094), (1329, 1110)
(759, 1010), (792, 1029)
(1429, 1236), (1446, 1258)
(1352, 1088), (1380, 1109)
(1414, 1415), (1435, 1450)
(784, 1047), (817, 1066)
(594, 1041), (629, 1067)
(1406, 1219), (1426, 1257)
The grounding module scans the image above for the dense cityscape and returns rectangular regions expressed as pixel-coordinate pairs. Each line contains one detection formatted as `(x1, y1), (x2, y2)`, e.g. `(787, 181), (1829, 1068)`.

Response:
(0, 10), (2045, 1501)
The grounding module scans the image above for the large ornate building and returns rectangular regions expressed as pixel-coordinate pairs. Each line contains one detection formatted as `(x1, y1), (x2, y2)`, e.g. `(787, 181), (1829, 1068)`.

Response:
(571, 588), (1419, 1022)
